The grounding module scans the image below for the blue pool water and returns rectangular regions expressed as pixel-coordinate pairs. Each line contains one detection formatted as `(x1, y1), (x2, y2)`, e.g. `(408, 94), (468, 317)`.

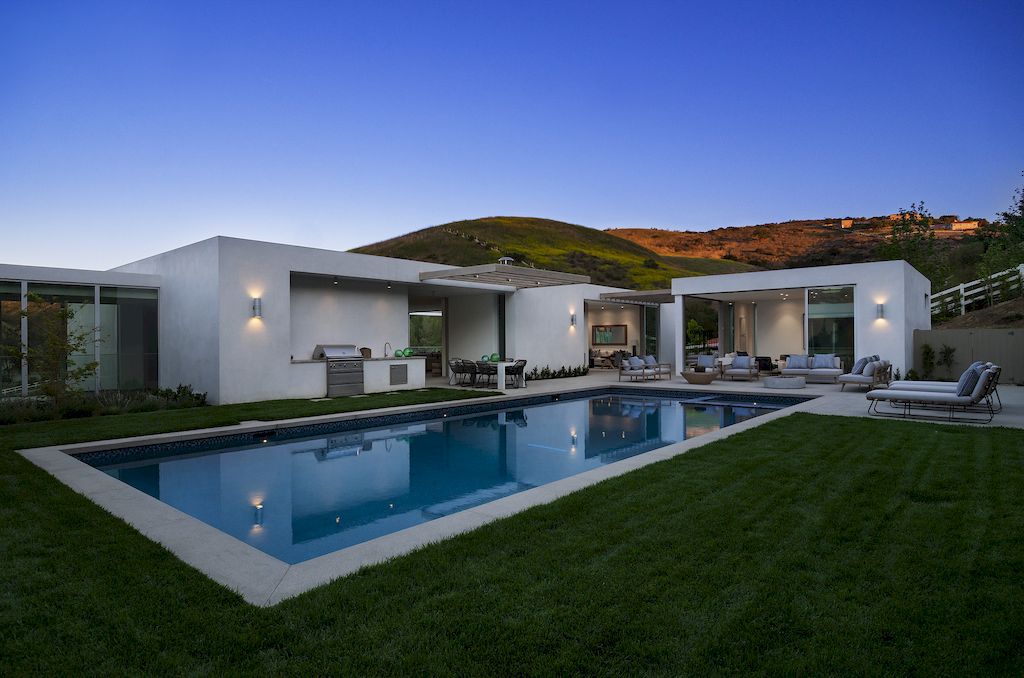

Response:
(87, 391), (797, 564)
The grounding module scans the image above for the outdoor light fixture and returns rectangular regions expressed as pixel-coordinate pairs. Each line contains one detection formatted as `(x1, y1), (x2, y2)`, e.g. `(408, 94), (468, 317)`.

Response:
(876, 303), (884, 319)
(571, 433), (578, 447)
(386, 282), (392, 289)
(570, 313), (577, 327)
(332, 277), (339, 285)
(252, 297), (262, 318)
(254, 503), (264, 526)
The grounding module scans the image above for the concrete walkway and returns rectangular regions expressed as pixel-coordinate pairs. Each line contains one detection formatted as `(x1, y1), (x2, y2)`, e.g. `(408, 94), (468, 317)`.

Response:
(430, 370), (1024, 429)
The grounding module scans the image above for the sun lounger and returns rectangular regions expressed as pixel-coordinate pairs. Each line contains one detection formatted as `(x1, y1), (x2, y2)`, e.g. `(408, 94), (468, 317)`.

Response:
(866, 366), (999, 423)
(885, 363), (1001, 412)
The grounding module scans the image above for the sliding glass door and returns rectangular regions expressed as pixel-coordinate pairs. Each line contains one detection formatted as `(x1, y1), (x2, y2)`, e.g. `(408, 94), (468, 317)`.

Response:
(807, 286), (854, 369)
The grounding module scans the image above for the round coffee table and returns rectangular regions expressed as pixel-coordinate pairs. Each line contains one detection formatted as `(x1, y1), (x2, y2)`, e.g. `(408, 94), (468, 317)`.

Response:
(681, 371), (716, 385)
(764, 375), (806, 389)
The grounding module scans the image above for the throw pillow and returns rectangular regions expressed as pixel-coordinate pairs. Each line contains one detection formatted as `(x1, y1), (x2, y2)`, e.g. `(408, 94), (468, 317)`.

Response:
(851, 357), (869, 375)
(786, 355), (808, 369)
(643, 355), (657, 366)
(696, 354), (716, 369)
(733, 355), (751, 369)
(811, 354), (835, 369)
(863, 360), (878, 376)
(957, 367), (982, 397)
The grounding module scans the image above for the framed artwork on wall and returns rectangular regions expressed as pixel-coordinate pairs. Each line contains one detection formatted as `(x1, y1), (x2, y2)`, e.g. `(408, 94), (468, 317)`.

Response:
(592, 324), (627, 345)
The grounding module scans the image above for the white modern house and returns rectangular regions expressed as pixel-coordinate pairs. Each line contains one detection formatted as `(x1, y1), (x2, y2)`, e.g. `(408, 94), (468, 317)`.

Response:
(1, 237), (932, 404)
(1, 236), (676, 403)
(666, 260), (932, 375)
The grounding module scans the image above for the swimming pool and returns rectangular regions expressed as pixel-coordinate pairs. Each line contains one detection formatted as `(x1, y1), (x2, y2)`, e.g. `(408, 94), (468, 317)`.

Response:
(82, 389), (802, 564)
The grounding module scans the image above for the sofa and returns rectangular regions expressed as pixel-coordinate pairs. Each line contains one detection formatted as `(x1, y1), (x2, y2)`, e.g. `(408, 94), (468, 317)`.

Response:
(780, 354), (844, 383)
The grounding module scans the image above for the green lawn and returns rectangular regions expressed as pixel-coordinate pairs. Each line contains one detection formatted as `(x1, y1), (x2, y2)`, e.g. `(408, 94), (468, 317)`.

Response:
(2, 409), (1023, 674)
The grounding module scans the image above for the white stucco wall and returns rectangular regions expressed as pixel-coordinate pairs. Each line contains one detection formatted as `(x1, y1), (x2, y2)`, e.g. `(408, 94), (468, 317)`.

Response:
(447, 293), (499, 360)
(505, 283), (654, 372)
(753, 300), (804, 359)
(289, 275), (409, 360)
(113, 238), (222, 401)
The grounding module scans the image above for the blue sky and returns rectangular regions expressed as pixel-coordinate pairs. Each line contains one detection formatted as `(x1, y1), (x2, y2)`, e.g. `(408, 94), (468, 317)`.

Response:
(2, 0), (1023, 269)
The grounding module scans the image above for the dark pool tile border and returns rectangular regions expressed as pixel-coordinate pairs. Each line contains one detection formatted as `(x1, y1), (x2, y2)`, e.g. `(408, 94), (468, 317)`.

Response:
(74, 387), (812, 468)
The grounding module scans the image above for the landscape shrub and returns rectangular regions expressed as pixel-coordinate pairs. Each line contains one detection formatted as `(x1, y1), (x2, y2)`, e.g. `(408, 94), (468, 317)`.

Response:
(525, 364), (589, 381)
(0, 384), (208, 426)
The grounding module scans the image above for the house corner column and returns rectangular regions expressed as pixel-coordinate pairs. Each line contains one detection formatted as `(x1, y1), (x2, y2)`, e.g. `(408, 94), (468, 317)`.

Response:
(673, 295), (684, 373)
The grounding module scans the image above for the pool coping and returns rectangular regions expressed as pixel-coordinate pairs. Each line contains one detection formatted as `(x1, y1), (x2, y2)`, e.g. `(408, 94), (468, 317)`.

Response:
(18, 385), (822, 607)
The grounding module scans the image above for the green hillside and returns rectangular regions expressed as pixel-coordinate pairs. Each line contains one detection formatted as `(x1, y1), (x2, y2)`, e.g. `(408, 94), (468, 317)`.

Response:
(351, 216), (758, 290)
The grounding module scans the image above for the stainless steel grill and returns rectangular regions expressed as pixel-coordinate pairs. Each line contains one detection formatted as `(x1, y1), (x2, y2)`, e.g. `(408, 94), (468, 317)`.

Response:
(313, 344), (364, 397)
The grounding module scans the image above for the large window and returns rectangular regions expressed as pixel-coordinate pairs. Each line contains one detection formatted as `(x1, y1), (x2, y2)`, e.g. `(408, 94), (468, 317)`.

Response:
(1, 281), (21, 395)
(807, 286), (854, 368)
(99, 287), (159, 390)
(26, 283), (96, 392)
(1, 280), (158, 396)
(643, 306), (658, 356)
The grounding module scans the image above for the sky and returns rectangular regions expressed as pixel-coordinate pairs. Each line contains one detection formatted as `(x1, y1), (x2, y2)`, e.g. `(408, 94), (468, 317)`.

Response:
(2, 0), (1023, 270)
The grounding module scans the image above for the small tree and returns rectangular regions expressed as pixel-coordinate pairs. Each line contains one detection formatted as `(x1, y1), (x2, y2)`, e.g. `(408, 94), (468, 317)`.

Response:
(920, 343), (936, 380)
(8, 294), (99, 407)
(937, 344), (957, 380)
(879, 202), (951, 291)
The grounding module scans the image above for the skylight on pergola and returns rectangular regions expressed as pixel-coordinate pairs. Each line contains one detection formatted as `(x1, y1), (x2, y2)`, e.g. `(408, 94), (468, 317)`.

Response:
(419, 263), (590, 289)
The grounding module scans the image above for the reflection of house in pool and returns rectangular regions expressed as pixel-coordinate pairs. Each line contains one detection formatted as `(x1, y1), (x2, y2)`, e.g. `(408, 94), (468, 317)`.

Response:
(586, 397), (673, 461)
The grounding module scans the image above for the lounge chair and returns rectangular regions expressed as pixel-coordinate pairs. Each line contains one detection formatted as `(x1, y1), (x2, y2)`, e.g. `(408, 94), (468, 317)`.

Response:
(885, 362), (1002, 413)
(865, 365), (999, 423)
(837, 358), (890, 391)
(723, 355), (759, 381)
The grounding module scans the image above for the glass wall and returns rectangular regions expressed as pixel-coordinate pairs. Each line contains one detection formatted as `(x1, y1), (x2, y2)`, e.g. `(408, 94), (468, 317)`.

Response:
(26, 283), (97, 392)
(99, 287), (159, 390)
(0, 281), (21, 395)
(807, 286), (855, 368)
(643, 306), (658, 356)
(0, 279), (158, 396)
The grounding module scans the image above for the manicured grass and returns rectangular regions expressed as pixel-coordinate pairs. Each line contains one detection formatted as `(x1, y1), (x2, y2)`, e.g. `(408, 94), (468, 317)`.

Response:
(2, 412), (1023, 673)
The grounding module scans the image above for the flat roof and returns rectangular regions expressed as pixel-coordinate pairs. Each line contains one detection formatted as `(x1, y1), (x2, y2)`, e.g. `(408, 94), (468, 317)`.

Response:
(597, 289), (673, 305)
(419, 263), (590, 289)
(0, 263), (161, 288)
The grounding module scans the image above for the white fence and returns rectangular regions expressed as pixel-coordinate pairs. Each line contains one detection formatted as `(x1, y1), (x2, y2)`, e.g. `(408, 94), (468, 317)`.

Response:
(930, 263), (1024, 317)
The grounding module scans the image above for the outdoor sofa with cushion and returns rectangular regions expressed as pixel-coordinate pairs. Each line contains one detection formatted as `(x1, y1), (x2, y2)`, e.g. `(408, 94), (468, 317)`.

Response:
(865, 364), (999, 423)
(837, 355), (889, 390)
(619, 356), (658, 382)
(780, 354), (844, 383)
(723, 354), (759, 381)
(641, 355), (671, 377)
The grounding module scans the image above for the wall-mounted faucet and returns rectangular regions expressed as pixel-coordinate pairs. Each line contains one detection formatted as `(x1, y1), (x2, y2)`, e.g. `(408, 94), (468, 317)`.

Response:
(384, 342), (393, 358)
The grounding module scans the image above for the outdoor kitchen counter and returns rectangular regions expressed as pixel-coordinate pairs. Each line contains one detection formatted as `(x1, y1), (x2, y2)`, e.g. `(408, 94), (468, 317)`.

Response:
(363, 356), (426, 393)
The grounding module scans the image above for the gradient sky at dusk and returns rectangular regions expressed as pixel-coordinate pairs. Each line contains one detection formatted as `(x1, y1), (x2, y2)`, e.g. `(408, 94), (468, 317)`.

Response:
(2, 0), (1023, 269)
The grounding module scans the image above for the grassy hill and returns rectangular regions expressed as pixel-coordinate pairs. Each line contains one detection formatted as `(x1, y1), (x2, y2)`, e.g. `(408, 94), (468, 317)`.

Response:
(352, 216), (758, 290)
(608, 219), (888, 269)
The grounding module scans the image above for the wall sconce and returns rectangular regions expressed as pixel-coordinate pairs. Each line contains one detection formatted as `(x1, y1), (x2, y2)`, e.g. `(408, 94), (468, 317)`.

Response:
(252, 297), (263, 318)
(570, 313), (577, 327)
(876, 303), (884, 319)
(570, 433), (578, 447)
(253, 503), (264, 526)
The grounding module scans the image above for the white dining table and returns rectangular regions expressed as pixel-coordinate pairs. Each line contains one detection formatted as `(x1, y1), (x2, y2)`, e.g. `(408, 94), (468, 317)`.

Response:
(493, 361), (524, 389)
